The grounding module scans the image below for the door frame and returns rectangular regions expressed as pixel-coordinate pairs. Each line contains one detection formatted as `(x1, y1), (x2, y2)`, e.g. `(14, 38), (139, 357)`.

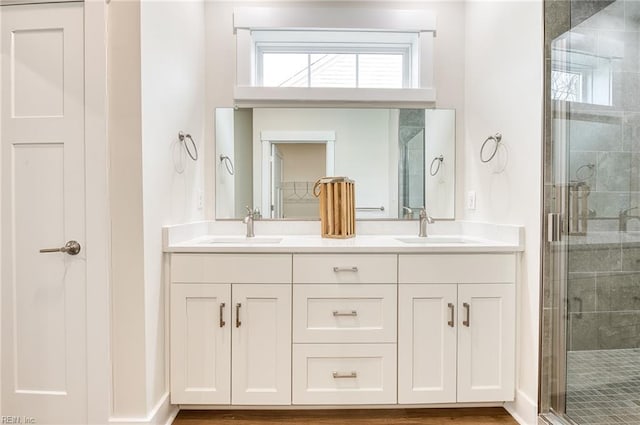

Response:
(81, 2), (110, 424)
(260, 130), (335, 217)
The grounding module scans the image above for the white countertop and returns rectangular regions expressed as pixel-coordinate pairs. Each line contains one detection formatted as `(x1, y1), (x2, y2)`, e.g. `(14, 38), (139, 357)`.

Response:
(166, 234), (522, 254)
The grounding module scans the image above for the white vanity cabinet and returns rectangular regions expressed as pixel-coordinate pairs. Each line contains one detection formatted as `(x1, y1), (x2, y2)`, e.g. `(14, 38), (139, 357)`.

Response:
(397, 254), (516, 404)
(170, 254), (292, 405)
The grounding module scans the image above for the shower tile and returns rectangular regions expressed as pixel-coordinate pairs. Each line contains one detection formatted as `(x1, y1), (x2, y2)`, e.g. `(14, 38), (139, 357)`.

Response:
(622, 113), (640, 151)
(597, 31), (640, 73)
(569, 119), (622, 152)
(598, 311), (640, 348)
(570, 151), (599, 186)
(545, 0), (571, 43)
(569, 245), (622, 273)
(588, 191), (630, 219)
(596, 152), (632, 192)
(569, 272), (598, 312)
(569, 312), (600, 350)
(621, 246), (640, 270)
(625, 0), (640, 30)
(572, 0), (621, 30)
(595, 271), (640, 311)
(613, 71), (640, 112)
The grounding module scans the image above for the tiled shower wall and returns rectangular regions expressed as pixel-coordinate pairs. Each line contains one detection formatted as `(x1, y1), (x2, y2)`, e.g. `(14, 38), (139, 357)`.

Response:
(398, 109), (425, 212)
(561, 1), (640, 351)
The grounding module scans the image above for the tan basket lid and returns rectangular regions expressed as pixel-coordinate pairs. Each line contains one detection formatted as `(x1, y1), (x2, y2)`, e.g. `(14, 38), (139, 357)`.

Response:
(313, 176), (354, 197)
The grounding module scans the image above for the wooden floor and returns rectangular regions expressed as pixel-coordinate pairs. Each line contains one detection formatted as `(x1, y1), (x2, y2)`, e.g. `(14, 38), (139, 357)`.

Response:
(172, 408), (517, 425)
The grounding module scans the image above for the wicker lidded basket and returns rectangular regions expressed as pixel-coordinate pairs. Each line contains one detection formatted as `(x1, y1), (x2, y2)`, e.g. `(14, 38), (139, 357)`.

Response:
(313, 177), (355, 239)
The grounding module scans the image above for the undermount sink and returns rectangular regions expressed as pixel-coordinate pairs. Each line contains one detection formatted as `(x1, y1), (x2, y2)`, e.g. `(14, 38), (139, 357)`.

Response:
(396, 236), (471, 244)
(199, 237), (283, 245)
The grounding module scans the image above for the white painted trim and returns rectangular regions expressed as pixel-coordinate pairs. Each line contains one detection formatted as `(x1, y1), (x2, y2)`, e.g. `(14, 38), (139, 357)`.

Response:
(0, 0), (81, 5)
(261, 130), (335, 142)
(234, 87), (436, 107)
(109, 392), (178, 425)
(179, 402), (505, 410)
(505, 390), (538, 425)
(84, 1), (111, 424)
(260, 132), (336, 218)
(233, 7), (436, 32)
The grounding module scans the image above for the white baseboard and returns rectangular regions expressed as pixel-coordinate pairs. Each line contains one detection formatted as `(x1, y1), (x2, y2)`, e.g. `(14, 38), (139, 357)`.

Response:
(109, 392), (178, 425)
(505, 390), (538, 425)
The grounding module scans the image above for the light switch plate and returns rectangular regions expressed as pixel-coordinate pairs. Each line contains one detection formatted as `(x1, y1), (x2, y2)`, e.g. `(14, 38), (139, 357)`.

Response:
(467, 191), (477, 210)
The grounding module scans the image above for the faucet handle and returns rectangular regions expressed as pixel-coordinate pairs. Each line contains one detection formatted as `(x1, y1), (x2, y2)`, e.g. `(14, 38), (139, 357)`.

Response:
(419, 207), (435, 223)
(620, 206), (639, 217)
(245, 205), (253, 215)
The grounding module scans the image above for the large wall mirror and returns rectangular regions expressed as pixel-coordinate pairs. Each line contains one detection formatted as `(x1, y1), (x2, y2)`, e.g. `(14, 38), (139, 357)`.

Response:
(215, 107), (455, 220)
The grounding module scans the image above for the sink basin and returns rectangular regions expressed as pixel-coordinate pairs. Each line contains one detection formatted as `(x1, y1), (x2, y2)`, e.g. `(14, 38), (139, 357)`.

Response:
(199, 237), (283, 245)
(396, 236), (471, 244)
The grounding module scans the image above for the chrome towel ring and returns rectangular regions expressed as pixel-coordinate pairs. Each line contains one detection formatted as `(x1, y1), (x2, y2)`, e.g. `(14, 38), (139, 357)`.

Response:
(480, 133), (502, 163)
(178, 131), (198, 161)
(575, 163), (595, 181)
(219, 154), (235, 175)
(430, 155), (444, 176)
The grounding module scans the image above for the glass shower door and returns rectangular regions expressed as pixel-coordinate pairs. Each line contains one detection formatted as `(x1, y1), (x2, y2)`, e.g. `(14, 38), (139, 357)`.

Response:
(543, 1), (640, 424)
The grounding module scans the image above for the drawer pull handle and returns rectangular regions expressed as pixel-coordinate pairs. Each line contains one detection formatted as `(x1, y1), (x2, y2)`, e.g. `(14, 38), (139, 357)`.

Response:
(333, 266), (358, 272)
(236, 303), (242, 328)
(333, 310), (358, 317)
(463, 302), (470, 327)
(447, 303), (454, 327)
(332, 371), (357, 379)
(219, 302), (226, 328)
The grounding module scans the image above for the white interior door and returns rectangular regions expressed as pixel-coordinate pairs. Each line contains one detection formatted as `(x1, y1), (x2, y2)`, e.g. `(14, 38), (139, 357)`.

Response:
(1, 3), (87, 423)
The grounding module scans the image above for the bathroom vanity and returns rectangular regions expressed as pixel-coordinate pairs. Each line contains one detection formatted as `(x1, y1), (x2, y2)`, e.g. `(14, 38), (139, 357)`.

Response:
(165, 222), (523, 409)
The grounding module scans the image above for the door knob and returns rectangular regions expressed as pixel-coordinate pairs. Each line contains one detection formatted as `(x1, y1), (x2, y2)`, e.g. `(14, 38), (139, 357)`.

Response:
(40, 240), (81, 255)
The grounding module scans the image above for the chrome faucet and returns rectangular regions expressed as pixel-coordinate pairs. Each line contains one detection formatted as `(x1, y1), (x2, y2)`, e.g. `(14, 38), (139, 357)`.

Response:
(418, 207), (434, 237)
(243, 206), (255, 238)
(619, 206), (640, 232)
(402, 206), (413, 219)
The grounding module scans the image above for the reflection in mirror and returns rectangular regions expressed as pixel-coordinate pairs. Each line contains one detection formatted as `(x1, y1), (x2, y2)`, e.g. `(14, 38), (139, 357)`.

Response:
(215, 108), (455, 220)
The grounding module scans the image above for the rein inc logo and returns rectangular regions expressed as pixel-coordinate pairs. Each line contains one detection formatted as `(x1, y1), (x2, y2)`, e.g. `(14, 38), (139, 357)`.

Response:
(1, 417), (35, 424)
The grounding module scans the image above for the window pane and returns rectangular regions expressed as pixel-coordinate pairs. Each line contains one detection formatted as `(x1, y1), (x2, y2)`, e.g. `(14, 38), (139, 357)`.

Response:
(262, 53), (309, 87)
(551, 69), (582, 102)
(310, 54), (356, 88)
(358, 54), (403, 88)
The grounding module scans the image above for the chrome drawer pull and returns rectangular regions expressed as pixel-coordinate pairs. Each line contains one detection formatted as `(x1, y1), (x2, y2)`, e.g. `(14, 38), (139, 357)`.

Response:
(333, 266), (358, 272)
(332, 371), (357, 379)
(219, 303), (226, 328)
(447, 303), (454, 328)
(463, 302), (470, 327)
(333, 310), (358, 317)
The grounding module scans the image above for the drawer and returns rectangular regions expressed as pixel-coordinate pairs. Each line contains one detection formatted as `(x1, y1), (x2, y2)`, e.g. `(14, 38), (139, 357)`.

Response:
(399, 254), (516, 284)
(293, 285), (396, 343)
(293, 254), (397, 284)
(292, 344), (397, 405)
(171, 254), (292, 283)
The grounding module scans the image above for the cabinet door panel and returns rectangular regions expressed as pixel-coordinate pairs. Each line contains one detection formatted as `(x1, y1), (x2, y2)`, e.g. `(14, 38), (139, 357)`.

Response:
(171, 284), (231, 404)
(232, 284), (291, 405)
(398, 284), (457, 404)
(457, 283), (515, 402)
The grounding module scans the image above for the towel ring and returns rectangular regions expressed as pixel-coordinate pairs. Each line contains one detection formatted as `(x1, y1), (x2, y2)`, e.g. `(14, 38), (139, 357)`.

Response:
(575, 163), (595, 181)
(178, 131), (198, 161)
(480, 133), (502, 163)
(430, 155), (444, 176)
(219, 155), (235, 175)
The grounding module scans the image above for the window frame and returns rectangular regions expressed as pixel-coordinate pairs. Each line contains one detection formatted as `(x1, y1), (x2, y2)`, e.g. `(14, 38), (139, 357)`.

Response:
(233, 7), (436, 106)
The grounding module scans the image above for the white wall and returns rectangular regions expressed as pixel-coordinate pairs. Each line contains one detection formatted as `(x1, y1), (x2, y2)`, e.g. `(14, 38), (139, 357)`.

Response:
(425, 109), (456, 218)
(463, 2), (543, 424)
(107, 0), (205, 420)
(141, 0), (206, 414)
(204, 0), (466, 219)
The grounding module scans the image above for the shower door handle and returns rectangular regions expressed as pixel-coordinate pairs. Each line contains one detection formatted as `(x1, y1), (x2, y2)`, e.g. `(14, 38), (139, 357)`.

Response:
(547, 213), (562, 242)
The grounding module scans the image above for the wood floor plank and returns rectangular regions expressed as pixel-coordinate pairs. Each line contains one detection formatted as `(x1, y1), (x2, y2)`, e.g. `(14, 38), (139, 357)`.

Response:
(172, 408), (518, 425)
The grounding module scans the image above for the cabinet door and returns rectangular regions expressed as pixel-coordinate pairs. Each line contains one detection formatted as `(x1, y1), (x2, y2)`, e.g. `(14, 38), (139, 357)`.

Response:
(398, 284), (457, 404)
(457, 283), (515, 402)
(171, 284), (231, 404)
(232, 284), (291, 405)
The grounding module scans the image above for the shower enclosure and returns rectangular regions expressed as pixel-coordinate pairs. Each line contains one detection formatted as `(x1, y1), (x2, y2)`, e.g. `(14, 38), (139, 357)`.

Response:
(541, 1), (640, 424)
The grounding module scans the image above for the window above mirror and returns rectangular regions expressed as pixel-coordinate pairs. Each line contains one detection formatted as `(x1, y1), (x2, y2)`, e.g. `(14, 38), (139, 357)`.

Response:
(254, 30), (418, 89)
(233, 7), (436, 106)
